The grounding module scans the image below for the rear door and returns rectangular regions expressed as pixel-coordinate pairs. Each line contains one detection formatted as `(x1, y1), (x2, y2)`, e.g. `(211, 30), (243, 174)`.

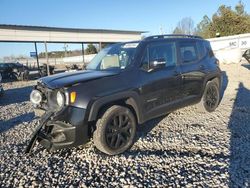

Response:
(178, 40), (207, 99)
(139, 40), (182, 120)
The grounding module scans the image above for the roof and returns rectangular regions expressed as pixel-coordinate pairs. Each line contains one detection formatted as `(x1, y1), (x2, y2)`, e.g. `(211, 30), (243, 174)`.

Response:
(0, 24), (146, 35)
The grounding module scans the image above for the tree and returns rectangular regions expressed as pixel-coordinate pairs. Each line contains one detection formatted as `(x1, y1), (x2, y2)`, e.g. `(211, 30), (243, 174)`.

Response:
(173, 17), (195, 35)
(235, 0), (245, 15)
(196, 1), (250, 38)
(195, 15), (212, 38)
(85, 44), (97, 55)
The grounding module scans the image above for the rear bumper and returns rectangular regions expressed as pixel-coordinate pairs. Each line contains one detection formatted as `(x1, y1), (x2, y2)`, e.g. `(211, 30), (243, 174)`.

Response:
(35, 106), (89, 151)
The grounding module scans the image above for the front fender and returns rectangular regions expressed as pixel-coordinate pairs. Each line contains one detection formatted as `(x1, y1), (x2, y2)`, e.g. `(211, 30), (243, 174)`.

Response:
(87, 91), (143, 123)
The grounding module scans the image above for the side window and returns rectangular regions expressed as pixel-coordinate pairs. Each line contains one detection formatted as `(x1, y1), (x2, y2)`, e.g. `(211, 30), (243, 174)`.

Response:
(197, 41), (206, 59)
(148, 42), (177, 67)
(141, 42), (177, 69)
(180, 41), (198, 63)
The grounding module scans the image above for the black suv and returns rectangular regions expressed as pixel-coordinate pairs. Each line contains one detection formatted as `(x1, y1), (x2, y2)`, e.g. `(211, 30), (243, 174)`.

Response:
(27, 35), (222, 155)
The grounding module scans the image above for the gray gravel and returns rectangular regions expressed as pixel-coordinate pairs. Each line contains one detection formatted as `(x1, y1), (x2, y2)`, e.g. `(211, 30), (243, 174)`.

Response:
(1, 63), (250, 187)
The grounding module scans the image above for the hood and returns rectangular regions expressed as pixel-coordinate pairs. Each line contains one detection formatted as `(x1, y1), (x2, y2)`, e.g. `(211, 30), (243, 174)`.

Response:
(39, 70), (119, 89)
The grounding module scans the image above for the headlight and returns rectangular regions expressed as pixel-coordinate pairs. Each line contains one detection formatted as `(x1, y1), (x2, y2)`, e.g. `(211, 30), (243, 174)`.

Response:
(56, 91), (65, 108)
(30, 90), (42, 105)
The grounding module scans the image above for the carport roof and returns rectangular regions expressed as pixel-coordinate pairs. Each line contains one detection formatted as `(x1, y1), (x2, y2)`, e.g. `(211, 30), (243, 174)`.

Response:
(0, 24), (146, 35)
(0, 24), (146, 43)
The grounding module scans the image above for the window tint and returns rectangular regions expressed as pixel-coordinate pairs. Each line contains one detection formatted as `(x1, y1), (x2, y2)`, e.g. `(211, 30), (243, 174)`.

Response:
(197, 41), (206, 59)
(148, 42), (177, 67)
(180, 41), (198, 63)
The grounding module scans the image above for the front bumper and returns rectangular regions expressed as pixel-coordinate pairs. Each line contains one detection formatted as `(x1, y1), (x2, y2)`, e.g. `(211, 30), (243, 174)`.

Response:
(32, 106), (89, 151)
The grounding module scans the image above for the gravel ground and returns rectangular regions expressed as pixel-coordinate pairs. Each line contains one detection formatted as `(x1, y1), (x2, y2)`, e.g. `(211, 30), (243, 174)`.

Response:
(0, 62), (250, 187)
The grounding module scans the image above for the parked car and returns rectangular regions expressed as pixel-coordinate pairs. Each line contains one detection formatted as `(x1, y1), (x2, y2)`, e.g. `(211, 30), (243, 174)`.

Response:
(0, 73), (3, 96)
(65, 64), (81, 72)
(0, 63), (13, 79)
(0, 62), (29, 80)
(39, 64), (55, 77)
(6, 62), (29, 80)
(27, 34), (222, 155)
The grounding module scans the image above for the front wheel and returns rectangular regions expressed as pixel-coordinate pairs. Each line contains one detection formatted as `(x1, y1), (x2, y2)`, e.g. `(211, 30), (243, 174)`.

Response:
(93, 105), (137, 155)
(197, 80), (220, 112)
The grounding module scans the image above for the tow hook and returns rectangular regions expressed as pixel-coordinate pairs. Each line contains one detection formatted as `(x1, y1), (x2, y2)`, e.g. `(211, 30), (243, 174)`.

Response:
(25, 111), (54, 154)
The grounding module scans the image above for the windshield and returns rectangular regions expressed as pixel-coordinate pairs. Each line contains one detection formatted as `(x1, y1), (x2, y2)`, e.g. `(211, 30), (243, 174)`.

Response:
(86, 42), (138, 70)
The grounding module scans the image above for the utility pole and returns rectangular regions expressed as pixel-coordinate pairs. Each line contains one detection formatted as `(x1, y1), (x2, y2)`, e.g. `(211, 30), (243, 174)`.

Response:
(44, 41), (50, 76)
(81, 43), (85, 68)
(99, 42), (102, 52)
(63, 43), (68, 57)
(34, 42), (40, 70)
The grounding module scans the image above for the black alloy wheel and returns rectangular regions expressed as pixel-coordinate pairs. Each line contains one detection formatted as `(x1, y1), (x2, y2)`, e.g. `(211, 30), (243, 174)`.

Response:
(93, 105), (137, 155)
(105, 113), (133, 149)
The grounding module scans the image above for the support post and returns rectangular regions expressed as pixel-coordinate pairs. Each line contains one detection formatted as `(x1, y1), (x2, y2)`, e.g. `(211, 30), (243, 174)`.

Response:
(44, 41), (50, 75)
(34, 42), (40, 70)
(99, 42), (102, 52)
(81, 43), (85, 65)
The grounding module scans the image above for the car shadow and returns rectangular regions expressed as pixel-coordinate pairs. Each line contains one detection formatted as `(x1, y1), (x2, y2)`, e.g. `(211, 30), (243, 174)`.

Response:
(220, 71), (228, 103)
(135, 114), (168, 143)
(228, 82), (250, 187)
(0, 85), (33, 106)
(0, 112), (35, 133)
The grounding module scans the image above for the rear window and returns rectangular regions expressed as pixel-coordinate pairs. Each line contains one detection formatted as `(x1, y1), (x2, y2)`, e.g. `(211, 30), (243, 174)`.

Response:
(204, 41), (214, 57)
(179, 41), (198, 63)
(197, 41), (207, 59)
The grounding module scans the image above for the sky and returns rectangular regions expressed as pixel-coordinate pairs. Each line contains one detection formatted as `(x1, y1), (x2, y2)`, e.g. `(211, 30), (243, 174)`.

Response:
(0, 0), (249, 59)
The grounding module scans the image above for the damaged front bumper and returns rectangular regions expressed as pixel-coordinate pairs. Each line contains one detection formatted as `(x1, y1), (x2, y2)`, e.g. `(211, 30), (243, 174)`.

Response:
(26, 106), (89, 153)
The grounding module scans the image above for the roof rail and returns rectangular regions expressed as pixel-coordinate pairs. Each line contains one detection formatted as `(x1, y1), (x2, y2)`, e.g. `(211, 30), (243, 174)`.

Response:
(144, 34), (203, 40)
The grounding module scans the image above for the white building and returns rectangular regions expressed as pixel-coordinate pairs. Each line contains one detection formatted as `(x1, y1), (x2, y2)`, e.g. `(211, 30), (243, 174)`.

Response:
(208, 33), (250, 63)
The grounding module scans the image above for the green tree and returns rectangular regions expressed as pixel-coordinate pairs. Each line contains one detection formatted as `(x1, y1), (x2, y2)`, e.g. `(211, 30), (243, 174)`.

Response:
(197, 1), (250, 38)
(85, 44), (97, 55)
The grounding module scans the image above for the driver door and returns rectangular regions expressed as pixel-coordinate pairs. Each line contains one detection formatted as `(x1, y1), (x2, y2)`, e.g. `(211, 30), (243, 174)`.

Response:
(139, 41), (182, 121)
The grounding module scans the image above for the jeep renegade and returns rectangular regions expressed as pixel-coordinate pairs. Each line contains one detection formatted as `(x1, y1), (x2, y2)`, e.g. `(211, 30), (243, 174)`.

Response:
(27, 35), (222, 155)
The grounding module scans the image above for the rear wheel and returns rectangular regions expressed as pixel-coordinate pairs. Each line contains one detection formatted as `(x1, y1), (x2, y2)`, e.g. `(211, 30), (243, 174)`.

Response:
(93, 105), (136, 155)
(198, 80), (220, 112)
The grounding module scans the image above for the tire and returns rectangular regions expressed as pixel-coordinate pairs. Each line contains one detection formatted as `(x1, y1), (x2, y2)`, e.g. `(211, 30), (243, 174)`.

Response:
(197, 80), (220, 112)
(93, 105), (137, 155)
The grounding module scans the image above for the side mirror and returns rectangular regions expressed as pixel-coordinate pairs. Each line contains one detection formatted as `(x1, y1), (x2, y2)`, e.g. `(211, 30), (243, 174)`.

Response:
(150, 58), (166, 69)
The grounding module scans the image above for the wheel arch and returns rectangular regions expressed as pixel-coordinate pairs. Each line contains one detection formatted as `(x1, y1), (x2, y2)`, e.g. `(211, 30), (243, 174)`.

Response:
(202, 73), (222, 94)
(87, 91), (143, 124)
